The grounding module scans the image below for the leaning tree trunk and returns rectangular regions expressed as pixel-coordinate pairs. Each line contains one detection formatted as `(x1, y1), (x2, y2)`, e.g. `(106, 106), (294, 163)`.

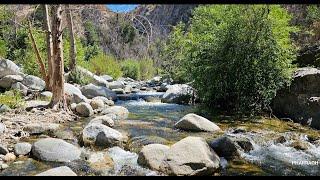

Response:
(43, 4), (54, 91)
(65, 4), (77, 71)
(49, 5), (67, 110)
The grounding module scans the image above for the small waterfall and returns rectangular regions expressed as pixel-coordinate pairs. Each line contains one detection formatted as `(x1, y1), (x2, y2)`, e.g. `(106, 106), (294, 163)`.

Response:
(228, 131), (320, 176)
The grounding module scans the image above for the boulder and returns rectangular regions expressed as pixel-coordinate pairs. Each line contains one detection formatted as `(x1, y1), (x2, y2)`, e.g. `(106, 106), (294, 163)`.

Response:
(209, 136), (253, 160)
(11, 82), (28, 96)
(64, 83), (88, 104)
(174, 113), (221, 132)
(21, 75), (45, 91)
(82, 123), (124, 148)
(0, 75), (23, 89)
(0, 58), (21, 79)
(75, 102), (94, 117)
(36, 166), (77, 176)
(81, 83), (117, 101)
(0, 123), (6, 134)
(23, 123), (60, 135)
(89, 115), (114, 127)
(86, 151), (114, 172)
(107, 81), (125, 90)
(3, 153), (16, 162)
(92, 96), (114, 106)
(14, 142), (32, 156)
(162, 84), (195, 104)
(137, 144), (170, 171)
(159, 136), (220, 176)
(90, 99), (105, 110)
(100, 75), (113, 82)
(0, 145), (9, 155)
(101, 106), (129, 120)
(272, 67), (320, 129)
(32, 138), (81, 162)
(0, 104), (11, 113)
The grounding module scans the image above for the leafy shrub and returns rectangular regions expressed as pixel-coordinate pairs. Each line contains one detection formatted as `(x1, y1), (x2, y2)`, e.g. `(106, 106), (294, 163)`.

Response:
(163, 5), (297, 115)
(121, 59), (141, 80)
(68, 67), (92, 85)
(84, 53), (123, 79)
(139, 58), (156, 80)
(0, 90), (25, 108)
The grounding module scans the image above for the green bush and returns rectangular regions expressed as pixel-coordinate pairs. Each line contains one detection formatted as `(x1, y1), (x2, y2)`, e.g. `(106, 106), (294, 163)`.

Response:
(139, 58), (156, 80)
(163, 5), (297, 115)
(84, 53), (123, 79)
(0, 90), (25, 108)
(121, 59), (141, 80)
(68, 67), (92, 85)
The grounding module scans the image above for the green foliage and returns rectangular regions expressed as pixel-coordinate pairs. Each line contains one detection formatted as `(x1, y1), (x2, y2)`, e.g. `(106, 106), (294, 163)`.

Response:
(121, 59), (141, 80)
(139, 58), (156, 80)
(83, 21), (101, 61)
(119, 21), (136, 44)
(0, 90), (25, 109)
(83, 52), (123, 79)
(63, 30), (86, 70)
(68, 67), (92, 85)
(307, 5), (320, 22)
(163, 5), (296, 115)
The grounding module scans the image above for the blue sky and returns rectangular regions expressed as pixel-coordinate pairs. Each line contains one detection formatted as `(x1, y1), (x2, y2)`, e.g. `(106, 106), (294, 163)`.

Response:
(106, 5), (138, 13)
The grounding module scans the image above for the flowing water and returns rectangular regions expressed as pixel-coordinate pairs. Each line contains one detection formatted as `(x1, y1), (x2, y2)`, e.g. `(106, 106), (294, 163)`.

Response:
(1, 95), (320, 176)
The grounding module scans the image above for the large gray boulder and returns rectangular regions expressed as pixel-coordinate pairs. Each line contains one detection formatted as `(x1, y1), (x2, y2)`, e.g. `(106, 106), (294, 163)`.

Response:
(32, 138), (81, 162)
(14, 142), (32, 156)
(81, 83), (117, 101)
(82, 123), (124, 148)
(272, 67), (320, 129)
(76, 102), (94, 117)
(92, 96), (114, 106)
(0, 59), (21, 79)
(101, 106), (129, 120)
(21, 75), (45, 91)
(137, 144), (170, 171)
(159, 136), (220, 176)
(36, 166), (77, 176)
(64, 83), (88, 104)
(174, 113), (221, 132)
(162, 84), (195, 104)
(0, 75), (23, 89)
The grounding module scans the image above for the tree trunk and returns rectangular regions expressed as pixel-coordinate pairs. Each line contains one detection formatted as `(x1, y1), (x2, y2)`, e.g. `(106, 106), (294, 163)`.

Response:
(49, 5), (67, 110)
(43, 4), (54, 91)
(28, 21), (49, 88)
(65, 4), (77, 71)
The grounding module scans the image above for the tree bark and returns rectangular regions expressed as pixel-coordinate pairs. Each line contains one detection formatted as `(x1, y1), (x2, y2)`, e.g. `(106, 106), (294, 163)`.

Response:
(65, 4), (77, 71)
(49, 5), (67, 110)
(43, 4), (54, 91)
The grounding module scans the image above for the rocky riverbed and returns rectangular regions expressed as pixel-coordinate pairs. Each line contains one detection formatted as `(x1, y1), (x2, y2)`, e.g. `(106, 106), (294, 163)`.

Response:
(1, 58), (320, 176)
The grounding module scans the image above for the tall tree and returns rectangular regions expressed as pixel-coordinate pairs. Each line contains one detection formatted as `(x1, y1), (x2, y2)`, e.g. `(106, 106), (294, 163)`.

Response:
(49, 4), (67, 110)
(65, 4), (77, 71)
(43, 4), (54, 91)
